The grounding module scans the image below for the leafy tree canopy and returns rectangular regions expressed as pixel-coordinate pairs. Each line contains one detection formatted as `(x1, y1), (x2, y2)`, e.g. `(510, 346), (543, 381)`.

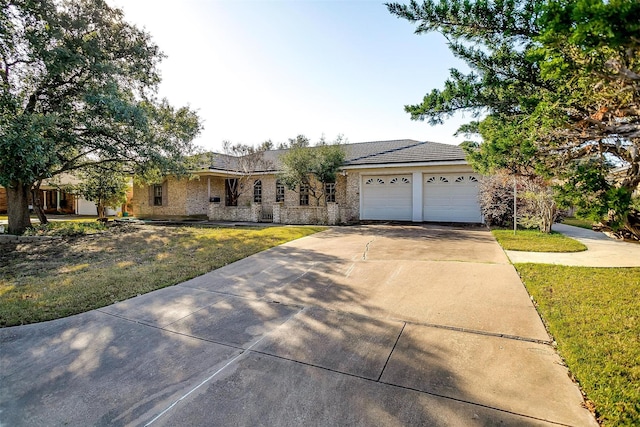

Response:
(0, 0), (202, 233)
(279, 135), (346, 205)
(67, 165), (130, 218)
(220, 140), (274, 206)
(387, 0), (640, 237)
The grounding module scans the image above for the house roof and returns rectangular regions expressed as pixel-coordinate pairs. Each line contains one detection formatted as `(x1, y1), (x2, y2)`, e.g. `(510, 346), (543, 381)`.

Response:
(341, 139), (466, 166)
(206, 139), (467, 172)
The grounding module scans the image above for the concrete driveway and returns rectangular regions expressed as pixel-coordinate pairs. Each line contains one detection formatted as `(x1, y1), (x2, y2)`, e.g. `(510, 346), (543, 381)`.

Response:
(0, 224), (597, 426)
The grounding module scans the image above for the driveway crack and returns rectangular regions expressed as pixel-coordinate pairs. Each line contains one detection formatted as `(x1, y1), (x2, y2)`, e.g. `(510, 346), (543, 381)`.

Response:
(362, 238), (375, 260)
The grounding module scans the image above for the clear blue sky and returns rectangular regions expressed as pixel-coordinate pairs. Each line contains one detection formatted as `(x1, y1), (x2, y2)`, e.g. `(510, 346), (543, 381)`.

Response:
(110, 0), (472, 152)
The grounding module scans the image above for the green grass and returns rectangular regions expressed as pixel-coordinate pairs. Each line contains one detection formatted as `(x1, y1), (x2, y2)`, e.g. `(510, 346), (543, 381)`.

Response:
(516, 264), (640, 426)
(563, 217), (595, 230)
(0, 224), (323, 326)
(491, 229), (587, 252)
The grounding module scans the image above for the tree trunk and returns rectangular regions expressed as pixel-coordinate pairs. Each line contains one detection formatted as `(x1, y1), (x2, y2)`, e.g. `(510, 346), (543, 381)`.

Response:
(97, 202), (105, 219)
(31, 181), (49, 225)
(624, 210), (640, 241)
(6, 183), (32, 235)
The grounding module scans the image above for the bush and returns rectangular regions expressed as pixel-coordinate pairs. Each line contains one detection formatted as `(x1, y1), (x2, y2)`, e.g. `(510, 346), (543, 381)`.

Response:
(478, 172), (523, 227)
(479, 171), (563, 232)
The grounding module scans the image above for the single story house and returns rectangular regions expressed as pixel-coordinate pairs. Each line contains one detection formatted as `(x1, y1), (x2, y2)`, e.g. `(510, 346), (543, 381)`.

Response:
(0, 182), (81, 215)
(131, 139), (483, 225)
(0, 174), (133, 216)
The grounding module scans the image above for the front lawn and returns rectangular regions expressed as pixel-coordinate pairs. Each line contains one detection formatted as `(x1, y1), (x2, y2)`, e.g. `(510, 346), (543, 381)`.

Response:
(0, 223), (323, 326)
(491, 229), (587, 252)
(516, 264), (640, 426)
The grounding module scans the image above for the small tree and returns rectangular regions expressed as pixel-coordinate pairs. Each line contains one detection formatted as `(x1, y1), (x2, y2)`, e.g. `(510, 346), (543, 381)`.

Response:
(478, 172), (521, 228)
(221, 141), (273, 206)
(519, 178), (560, 233)
(279, 136), (346, 206)
(70, 167), (129, 218)
(479, 171), (561, 232)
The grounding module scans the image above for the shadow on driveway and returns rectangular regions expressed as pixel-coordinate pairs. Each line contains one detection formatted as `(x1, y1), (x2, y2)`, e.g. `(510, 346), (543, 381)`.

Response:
(0, 224), (597, 426)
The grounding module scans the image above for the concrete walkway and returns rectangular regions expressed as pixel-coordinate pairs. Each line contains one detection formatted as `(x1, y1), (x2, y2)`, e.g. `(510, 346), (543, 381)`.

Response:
(506, 223), (640, 267)
(0, 225), (597, 426)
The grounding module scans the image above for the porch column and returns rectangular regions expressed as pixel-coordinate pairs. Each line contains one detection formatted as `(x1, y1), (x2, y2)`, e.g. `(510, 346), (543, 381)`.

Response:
(412, 172), (423, 222)
(207, 176), (211, 200)
(42, 191), (47, 210)
(56, 190), (61, 211)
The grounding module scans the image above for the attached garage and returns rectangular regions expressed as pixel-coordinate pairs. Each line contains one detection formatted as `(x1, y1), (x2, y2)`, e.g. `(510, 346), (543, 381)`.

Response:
(361, 175), (413, 221)
(423, 174), (482, 223)
(76, 197), (98, 215)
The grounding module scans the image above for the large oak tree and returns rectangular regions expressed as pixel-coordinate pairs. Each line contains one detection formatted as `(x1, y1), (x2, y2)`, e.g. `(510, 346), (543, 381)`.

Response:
(0, 0), (201, 234)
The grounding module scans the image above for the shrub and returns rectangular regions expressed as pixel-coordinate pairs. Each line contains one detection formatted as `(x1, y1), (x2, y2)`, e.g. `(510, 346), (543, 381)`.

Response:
(479, 171), (563, 232)
(478, 172), (523, 227)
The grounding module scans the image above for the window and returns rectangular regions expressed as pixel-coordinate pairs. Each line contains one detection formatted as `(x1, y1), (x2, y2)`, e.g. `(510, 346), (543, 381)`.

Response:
(276, 180), (285, 202)
(225, 178), (238, 206)
(299, 184), (310, 206)
(153, 184), (163, 206)
(325, 182), (336, 203)
(253, 180), (262, 203)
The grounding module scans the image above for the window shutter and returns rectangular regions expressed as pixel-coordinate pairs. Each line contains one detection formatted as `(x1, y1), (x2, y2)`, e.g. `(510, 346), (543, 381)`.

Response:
(162, 181), (168, 206)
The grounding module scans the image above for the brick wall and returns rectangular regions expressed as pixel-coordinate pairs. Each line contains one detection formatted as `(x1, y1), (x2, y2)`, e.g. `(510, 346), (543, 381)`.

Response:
(344, 171), (361, 222)
(277, 206), (329, 225)
(208, 204), (253, 221)
(185, 177), (209, 216)
(134, 172), (356, 225)
(132, 177), (189, 217)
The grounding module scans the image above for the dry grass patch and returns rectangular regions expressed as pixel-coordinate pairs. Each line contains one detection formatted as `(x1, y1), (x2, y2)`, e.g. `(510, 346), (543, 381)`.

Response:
(0, 223), (323, 326)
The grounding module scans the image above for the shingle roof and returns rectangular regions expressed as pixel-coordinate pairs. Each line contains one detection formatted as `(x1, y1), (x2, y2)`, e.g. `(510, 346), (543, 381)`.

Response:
(206, 139), (466, 172)
(341, 139), (466, 166)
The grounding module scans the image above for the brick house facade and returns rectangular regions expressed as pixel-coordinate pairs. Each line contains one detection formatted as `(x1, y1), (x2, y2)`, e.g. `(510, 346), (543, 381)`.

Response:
(131, 140), (484, 225)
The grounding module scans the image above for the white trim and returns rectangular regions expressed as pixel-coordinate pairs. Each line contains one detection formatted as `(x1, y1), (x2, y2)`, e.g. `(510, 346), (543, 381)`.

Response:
(412, 171), (422, 222)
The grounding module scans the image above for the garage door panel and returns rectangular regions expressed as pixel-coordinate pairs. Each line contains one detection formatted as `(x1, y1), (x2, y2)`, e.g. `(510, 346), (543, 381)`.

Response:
(361, 175), (412, 221)
(423, 174), (482, 223)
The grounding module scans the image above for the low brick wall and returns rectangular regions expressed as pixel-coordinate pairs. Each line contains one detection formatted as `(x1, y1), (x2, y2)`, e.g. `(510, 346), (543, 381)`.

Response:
(276, 206), (328, 225)
(208, 204), (254, 222)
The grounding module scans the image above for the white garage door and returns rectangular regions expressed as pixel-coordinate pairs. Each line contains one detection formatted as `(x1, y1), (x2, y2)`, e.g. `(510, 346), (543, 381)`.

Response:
(361, 175), (412, 221)
(423, 174), (482, 223)
(76, 197), (98, 215)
